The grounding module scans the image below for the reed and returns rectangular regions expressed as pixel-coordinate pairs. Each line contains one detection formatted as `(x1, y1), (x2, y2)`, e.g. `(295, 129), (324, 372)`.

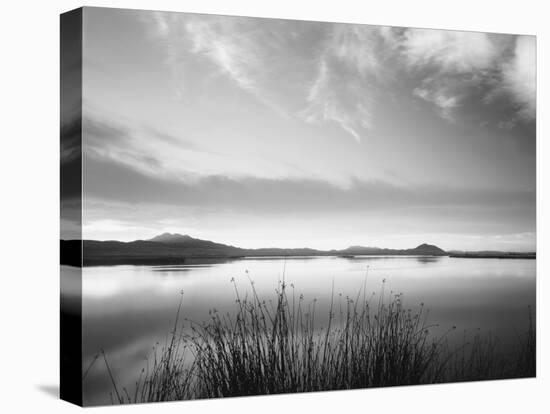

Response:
(186, 278), (446, 397)
(98, 279), (536, 403)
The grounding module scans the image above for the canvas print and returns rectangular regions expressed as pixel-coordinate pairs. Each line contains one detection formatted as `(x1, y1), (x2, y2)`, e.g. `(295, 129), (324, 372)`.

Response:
(60, 7), (536, 407)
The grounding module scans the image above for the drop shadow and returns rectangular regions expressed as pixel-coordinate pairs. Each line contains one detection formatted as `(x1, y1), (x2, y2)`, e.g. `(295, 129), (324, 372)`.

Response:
(36, 383), (59, 399)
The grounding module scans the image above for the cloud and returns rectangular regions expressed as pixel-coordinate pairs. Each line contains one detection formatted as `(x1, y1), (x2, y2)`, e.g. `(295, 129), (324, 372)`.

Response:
(401, 29), (536, 125)
(301, 25), (394, 142)
(402, 29), (498, 72)
(184, 17), (265, 101)
(83, 111), (338, 186)
(82, 113), (212, 182)
(330, 25), (387, 78)
(301, 58), (367, 142)
(146, 13), (318, 115)
(147, 12), (268, 104)
(413, 85), (460, 122)
(401, 29), (499, 122)
(83, 152), (535, 247)
(143, 12), (535, 135)
(147, 14), (397, 142)
(84, 152), (535, 217)
(501, 36), (536, 121)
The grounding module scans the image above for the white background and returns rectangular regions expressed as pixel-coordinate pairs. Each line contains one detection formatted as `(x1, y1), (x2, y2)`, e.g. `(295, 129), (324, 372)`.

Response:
(0, 0), (547, 412)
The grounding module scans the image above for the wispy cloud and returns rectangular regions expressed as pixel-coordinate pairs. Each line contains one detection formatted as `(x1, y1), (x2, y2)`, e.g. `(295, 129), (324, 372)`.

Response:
(146, 13), (315, 115)
(501, 36), (536, 121)
(146, 13), (265, 104)
(83, 110), (345, 186)
(83, 112), (213, 183)
(401, 29), (498, 122)
(301, 25), (535, 138)
(401, 29), (498, 72)
(301, 25), (395, 142)
(400, 29), (535, 126)
(147, 13), (391, 141)
(184, 17), (270, 106)
(84, 152), (535, 216)
(143, 13), (535, 138)
(301, 58), (367, 142)
(413, 86), (459, 122)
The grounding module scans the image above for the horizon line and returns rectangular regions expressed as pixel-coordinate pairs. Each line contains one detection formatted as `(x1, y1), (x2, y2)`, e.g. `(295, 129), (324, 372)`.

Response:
(61, 232), (537, 253)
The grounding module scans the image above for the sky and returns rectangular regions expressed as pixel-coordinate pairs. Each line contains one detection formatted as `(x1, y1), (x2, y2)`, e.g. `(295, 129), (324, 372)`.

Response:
(78, 7), (536, 251)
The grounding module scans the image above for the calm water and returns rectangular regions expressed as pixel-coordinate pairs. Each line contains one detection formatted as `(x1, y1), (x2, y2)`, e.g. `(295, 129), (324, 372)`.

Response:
(76, 256), (535, 405)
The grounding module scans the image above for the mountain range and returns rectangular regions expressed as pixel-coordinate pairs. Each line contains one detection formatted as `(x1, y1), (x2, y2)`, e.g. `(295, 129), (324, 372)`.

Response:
(61, 232), (447, 266)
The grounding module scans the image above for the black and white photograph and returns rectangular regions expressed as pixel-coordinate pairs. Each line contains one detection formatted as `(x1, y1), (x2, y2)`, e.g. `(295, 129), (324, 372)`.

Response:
(5, 1), (550, 412)
(58, 6), (539, 407)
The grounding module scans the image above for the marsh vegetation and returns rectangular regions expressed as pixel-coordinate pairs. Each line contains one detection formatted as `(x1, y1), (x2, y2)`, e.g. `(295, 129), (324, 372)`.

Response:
(92, 277), (535, 404)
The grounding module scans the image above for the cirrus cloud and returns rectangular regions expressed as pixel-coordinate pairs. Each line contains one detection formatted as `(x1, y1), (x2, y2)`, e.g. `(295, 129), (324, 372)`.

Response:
(501, 35), (536, 121)
(142, 12), (535, 138)
(301, 25), (397, 141)
(400, 29), (535, 124)
(401, 28), (498, 72)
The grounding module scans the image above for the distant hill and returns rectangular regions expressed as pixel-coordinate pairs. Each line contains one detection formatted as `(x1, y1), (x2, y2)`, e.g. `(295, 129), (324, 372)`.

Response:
(410, 243), (447, 255)
(148, 232), (242, 251)
(77, 235), (244, 266)
(340, 243), (446, 256)
(448, 250), (536, 259)
(148, 232), (194, 243)
(61, 233), (448, 266)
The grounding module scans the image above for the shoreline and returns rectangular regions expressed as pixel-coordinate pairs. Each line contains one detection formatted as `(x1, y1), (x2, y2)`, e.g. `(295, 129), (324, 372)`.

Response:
(62, 252), (536, 267)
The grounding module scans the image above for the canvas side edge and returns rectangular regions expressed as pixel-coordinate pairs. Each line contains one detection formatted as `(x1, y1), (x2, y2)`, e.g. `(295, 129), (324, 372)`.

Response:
(60, 7), (83, 407)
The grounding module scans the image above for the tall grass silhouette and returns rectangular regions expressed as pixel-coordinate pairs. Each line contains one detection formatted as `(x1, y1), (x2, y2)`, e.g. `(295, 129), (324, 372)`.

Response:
(93, 278), (535, 403)
(187, 278), (446, 397)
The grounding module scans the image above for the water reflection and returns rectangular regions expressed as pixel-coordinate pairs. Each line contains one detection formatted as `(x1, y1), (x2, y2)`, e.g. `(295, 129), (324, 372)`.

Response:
(80, 256), (535, 405)
(337, 255), (444, 264)
(416, 256), (443, 264)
